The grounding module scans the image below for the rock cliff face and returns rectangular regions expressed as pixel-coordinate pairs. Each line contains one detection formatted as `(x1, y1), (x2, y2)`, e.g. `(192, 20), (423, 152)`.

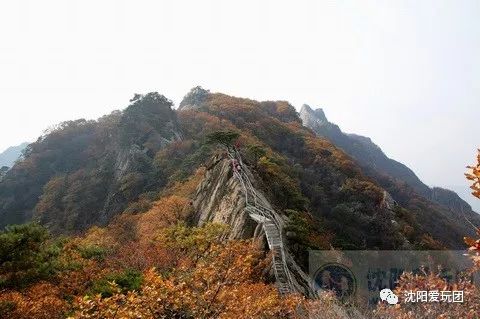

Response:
(192, 152), (318, 297)
(98, 93), (184, 224)
(193, 153), (257, 240)
(380, 190), (398, 211)
(299, 104), (329, 127)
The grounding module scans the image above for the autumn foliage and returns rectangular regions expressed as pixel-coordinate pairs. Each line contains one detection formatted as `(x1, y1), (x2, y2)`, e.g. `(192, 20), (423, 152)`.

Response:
(374, 271), (480, 319)
(373, 149), (480, 318)
(1, 92), (479, 318)
(465, 149), (480, 268)
(0, 171), (314, 319)
(0, 282), (67, 319)
(466, 149), (480, 200)
(71, 228), (303, 319)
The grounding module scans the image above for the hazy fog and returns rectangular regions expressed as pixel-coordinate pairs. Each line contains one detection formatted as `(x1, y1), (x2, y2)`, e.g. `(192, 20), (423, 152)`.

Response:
(0, 0), (479, 210)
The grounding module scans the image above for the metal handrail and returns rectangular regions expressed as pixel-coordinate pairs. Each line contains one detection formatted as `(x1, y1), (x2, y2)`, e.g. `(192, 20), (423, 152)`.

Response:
(226, 147), (296, 294)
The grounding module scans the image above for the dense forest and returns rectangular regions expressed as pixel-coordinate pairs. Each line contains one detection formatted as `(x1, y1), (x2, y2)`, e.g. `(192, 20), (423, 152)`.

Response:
(0, 88), (479, 318)
(300, 104), (480, 249)
(2, 88), (476, 248)
(0, 93), (181, 232)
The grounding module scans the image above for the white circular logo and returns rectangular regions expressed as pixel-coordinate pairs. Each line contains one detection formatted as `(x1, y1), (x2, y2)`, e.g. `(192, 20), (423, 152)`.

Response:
(380, 288), (399, 305)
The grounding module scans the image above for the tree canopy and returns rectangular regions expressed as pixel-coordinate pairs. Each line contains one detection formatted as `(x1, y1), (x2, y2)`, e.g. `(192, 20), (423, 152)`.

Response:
(0, 223), (60, 288)
(205, 130), (240, 148)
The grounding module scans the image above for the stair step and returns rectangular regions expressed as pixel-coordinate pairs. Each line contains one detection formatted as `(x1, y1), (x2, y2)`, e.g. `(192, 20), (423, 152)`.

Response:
(230, 151), (295, 295)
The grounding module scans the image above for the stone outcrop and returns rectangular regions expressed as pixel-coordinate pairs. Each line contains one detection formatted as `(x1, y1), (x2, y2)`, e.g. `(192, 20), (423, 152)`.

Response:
(192, 152), (318, 297)
(178, 86), (210, 110)
(192, 153), (258, 240)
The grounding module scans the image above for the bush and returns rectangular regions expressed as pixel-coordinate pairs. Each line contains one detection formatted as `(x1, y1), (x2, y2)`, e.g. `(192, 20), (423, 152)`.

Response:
(90, 269), (143, 298)
(205, 130), (240, 147)
(0, 223), (60, 288)
(374, 271), (480, 318)
(77, 244), (107, 261)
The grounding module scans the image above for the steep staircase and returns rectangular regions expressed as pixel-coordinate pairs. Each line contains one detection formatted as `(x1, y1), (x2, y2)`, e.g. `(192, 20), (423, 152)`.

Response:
(227, 148), (296, 295)
(227, 148), (367, 319)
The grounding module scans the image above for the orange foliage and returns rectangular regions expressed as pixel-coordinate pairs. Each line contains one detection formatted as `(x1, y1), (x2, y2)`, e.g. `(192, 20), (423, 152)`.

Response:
(81, 225), (119, 250)
(136, 195), (191, 241)
(206, 93), (259, 115)
(178, 109), (236, 139)
(375, 151), (480, 318)
(74, 173), (202, 273)
(465, 149), (480, 199)
(465, 150), (480, 268)
(162, 166), (206, 198)
(107, 240), (174, 272)
(0, 282), (67, 319)
(57, 263), (105, 297)
(71, 238), (306, 319)
(375, 272), (480, 319)
(104, 174), (203, 271)
(304, 135), (359, 177)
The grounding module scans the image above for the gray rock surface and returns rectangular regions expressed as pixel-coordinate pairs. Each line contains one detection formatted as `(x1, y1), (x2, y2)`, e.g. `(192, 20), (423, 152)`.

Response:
(193, 153), (257, 240)
(192, 152), (319, 297)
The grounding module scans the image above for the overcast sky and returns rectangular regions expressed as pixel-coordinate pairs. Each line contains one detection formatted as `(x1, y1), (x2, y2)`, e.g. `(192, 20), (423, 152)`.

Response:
(0, 0), (479, 209)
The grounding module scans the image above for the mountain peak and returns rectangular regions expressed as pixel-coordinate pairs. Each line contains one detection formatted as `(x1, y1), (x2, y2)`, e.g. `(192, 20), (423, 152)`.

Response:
(299, 104), (314, 113)
(299, 104), (329, 127)
(179, 86), (210, 110)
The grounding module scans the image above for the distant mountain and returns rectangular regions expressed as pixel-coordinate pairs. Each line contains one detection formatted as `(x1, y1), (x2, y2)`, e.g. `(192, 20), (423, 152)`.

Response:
(447, 185), (480, 213)
(0, 142), (28, 168)
(300, 105), (433, 195)
(300, 104), (479, 228)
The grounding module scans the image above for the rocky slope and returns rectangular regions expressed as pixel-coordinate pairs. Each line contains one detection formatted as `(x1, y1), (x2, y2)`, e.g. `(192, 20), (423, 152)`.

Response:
(178, 89), (409, 249)
(0, 93), (182, 232)
(300, 104), (480, 244)
(193, 153), (255, 240)
(191, 151), (318, 297)
(300, 104), (431, 196)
